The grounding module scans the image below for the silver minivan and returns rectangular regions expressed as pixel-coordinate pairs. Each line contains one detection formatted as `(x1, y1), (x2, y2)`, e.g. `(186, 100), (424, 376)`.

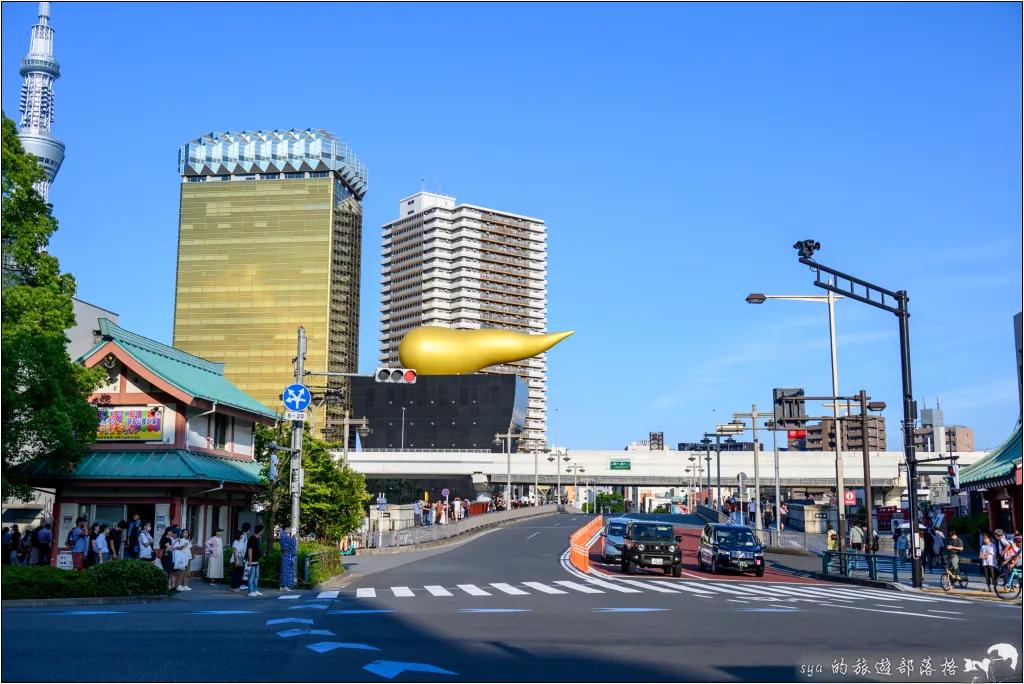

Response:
(600, 517), (630, 563)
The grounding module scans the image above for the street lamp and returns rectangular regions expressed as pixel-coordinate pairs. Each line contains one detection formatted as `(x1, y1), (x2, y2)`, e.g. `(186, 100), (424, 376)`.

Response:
(566, 463), (584, 509)
(494, 426), (519, 505)
(685, 465), (693, 510)
(746, 285), (849, 552)
(793, 240), (924, 588)
(339, 409), (371, 466)
(700, 437), (712, 507)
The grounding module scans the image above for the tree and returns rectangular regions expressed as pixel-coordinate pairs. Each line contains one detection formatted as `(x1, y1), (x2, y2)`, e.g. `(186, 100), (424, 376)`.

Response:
(584, 492), (626, 514)
(253, 423), (369, 543)
(2, 112), (104, 500)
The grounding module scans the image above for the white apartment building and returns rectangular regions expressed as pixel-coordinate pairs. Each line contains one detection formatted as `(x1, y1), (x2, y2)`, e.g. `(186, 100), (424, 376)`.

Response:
(379, 191), (549, 448)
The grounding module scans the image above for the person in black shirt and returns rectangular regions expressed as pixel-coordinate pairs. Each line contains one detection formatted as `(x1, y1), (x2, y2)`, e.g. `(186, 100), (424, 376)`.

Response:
(245, 524), (264, 597)
(108, 521), (126, 560)
(946, 530), (965, 577)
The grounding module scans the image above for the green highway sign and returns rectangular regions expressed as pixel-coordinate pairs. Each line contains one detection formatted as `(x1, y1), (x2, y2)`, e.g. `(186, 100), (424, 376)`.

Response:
(610, 460), (631, 471)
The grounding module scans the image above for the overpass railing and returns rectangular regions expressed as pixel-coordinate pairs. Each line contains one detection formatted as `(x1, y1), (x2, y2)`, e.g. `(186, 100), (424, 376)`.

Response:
(366, 503), (558, 549)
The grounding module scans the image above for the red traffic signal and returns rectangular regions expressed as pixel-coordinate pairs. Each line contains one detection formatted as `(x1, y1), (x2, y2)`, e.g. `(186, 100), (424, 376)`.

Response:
(375, 367), (417, 384)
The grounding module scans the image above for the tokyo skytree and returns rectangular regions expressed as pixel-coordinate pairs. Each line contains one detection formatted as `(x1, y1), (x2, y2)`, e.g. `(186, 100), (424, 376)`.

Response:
(18, 2), (65, 202)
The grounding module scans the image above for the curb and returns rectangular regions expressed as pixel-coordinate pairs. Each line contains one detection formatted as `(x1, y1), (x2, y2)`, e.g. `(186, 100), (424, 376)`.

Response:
(812, 572), (902, 591)
(2, 594), (176, 608)
(765, 547), (816, 557)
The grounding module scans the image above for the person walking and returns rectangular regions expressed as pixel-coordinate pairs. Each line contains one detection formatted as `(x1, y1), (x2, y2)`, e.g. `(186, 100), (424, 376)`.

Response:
(980, 533), (998, 592)
(86, 523), (99, 568)
(229, 531), (246, 592)
(850, 523), (865, 552)
(923, 527), (935, 572)
(780, 503), (788, 531)
(36, 523), (52, 566)
(70, 518), (89, 571)
(204, 529), (225, 584)
(932, 527), (946, 571)
(246, 524), (264, 597)
(413, 500), (422, 527)
(9, 525), (22, 565)
(826, 524), (838, 552)
(125, 512), (142, 559)
(279, 524), (298, 592)
(895, 529), (909, 564)
(174, 529), (194, 591)
(137, 521), (154, 562)
(92, 524), (110, 565)
(160, 528), (177, 590)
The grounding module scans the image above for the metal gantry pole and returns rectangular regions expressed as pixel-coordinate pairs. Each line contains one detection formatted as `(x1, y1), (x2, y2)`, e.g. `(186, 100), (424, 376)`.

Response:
(534, 447), (538, 506)
(290, 327), (306, 537)
(897, 293), (923, 588)
(715, 434), (722, 512)
(772, 424), (781, 535)
(751, 405), (762, 536)
(827, 285), (847, 555)
(859, 390), (874, 557)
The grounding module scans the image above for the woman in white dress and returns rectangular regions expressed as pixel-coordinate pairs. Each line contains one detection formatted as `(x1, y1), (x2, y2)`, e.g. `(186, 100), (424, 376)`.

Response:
(204, 529), (224, 584)
(137, 521), (154, 561)
(173, 529), (194, 591)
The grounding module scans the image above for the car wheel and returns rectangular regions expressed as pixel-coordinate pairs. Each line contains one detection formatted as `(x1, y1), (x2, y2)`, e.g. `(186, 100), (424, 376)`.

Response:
(710, 557), (718, 575)
(755, 569), (764, 578)
(626, 559), (637, 575)
(697, 554), (705, 572)
(672, 564), (682, 578)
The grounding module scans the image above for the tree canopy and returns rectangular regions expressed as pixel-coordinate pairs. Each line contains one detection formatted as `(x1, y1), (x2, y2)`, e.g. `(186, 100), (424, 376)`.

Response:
(2, 112), (104, 500)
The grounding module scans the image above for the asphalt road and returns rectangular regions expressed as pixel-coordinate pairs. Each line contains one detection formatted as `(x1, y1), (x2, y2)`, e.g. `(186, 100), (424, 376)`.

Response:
(3, 513), (1021, 683)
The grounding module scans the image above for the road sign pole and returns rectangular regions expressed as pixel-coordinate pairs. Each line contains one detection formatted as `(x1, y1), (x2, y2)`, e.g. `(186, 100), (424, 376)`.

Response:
(290, 327), (306, 540)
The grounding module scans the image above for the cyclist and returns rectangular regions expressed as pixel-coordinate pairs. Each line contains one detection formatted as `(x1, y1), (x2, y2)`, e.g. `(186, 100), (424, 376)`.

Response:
(945, 530), (964, 580)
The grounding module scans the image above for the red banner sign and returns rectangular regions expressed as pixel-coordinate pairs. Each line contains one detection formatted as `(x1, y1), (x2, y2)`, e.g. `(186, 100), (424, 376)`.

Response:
(844, 490), (857, 506)
(787, 430), (807, 440)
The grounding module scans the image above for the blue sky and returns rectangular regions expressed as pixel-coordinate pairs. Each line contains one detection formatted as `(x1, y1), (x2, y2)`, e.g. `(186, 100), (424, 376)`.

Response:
(3, 2), (1021, 451)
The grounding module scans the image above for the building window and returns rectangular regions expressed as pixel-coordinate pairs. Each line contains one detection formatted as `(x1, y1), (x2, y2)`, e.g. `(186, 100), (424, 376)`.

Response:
(285, 172), (305, 179)
(213, 414), (230, 450)
(186, 176), (207, 183)
(407, 200), (415, 206)
(310, 171), (329, 178)
(407, 210), (414, 216)
(260, 173), (279, 180)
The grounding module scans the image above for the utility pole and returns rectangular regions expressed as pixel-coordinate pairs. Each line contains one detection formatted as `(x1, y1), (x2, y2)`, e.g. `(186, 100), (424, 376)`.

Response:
(731, 405), (764, 535)
(290, 327), (306, 537)
(859, 390), (874, 552)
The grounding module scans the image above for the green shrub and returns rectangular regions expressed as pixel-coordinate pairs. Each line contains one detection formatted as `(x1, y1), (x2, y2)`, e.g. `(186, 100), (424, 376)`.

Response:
(87, 559), (168, 596)
(948, 514), (990, 538)
(219, 539), (344, 587)
(1, 560), (168, 600)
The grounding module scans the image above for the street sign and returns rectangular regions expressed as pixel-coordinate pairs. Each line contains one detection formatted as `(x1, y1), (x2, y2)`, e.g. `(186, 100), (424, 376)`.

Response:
(441, 488), (450, 497)
(610, 459), (631, 471)
(284, 411), (307, 422)
(716, 423), (744, 436)
(381, 512), (391, 518)
(787, 430), (807, 440)
(843, 490), (856, 506)
(737, 472), (747, 485)
(283, 384), (311, 412)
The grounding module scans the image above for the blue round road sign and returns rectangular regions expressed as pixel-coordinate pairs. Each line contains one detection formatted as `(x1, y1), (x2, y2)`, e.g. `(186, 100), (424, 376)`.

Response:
(441, 488), (450, 497)
(283, 384), (311, 411)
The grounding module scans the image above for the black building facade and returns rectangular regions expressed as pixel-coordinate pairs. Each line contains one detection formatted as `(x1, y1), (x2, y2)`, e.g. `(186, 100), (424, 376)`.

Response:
(350, 374), (528, 452)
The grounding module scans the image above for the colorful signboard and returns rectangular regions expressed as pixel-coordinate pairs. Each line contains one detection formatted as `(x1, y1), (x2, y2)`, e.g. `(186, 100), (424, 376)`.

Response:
(787, 430), (807, 440)
(96, 406), (163, 441)
(610, 459), (631, 471)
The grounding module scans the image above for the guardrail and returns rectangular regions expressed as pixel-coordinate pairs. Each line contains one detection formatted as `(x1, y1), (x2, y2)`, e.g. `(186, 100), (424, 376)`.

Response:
(569, 516), (604, 574)
(754, 529), (827, 555)
(695, 505), (730, 524)
(367, 503), (559, 549)
(822, 551), (913, 582)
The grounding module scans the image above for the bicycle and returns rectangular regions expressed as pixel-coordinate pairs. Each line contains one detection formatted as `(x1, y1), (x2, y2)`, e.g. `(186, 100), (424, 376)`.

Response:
(939, 558), (969, 591)
(994, 565), (1022, 601)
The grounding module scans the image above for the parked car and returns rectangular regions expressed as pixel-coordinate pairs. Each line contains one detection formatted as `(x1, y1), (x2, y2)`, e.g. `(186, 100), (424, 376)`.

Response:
(697, 523), (764, 577)
(600, 518), (630, 563)
(621, 521), (683, 577)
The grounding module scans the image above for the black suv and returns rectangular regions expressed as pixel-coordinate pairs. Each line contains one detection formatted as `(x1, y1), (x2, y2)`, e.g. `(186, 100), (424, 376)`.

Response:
(621, 521), (683, 577)
(697, 523), (764, 577)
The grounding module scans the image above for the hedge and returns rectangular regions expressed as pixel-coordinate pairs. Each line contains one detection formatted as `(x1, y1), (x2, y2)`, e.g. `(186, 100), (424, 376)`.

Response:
(1, 560), (169, 600)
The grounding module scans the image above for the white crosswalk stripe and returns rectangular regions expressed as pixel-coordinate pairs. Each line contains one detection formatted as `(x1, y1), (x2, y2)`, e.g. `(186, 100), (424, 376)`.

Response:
(583, 578), (642, 593)
(458, 584), (491, 596)
(425, 585), (453, 597)
(391, 586), (415, 597)
(618, 580), (685, 593)
(521, 582), (567, 595)
(491, 583), (529, 595)
(554, 580), (603, 594)
(317, 591), (339, 599)
(356, 588), (376, 599)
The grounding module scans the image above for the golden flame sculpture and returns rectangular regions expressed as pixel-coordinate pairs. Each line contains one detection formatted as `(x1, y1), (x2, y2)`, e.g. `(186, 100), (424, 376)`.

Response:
(399, 326), (574, 375)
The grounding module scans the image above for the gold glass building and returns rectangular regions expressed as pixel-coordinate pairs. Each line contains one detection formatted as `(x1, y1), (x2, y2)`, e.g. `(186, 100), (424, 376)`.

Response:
(173, 129), (366, 437)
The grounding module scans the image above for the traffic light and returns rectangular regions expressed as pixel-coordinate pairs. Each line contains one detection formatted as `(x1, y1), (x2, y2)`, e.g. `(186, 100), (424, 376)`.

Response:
(773, 388), (807, 429)
(375, 367), (417, 384)
(947, 464), (959, 491)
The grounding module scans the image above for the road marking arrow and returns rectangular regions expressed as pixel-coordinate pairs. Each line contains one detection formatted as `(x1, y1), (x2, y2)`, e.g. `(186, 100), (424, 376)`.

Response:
(307, 642), (381, 654)
(266, 618), (314, 625)
(363, 660), (458, 679)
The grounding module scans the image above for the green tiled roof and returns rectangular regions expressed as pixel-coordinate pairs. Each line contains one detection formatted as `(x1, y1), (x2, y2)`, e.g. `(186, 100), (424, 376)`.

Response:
(17, 450), (264, 485)
(959, 425), (1022, 488)
(80, 319), (278, 421)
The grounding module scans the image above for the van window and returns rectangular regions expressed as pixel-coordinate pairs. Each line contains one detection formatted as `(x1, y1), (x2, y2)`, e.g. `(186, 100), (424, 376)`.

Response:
(607, 523), (627, 537)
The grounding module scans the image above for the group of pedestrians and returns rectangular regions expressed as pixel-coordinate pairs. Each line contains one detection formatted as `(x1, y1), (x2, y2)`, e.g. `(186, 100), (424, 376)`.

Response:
(413, 498), (471, 526)
(2, 524), (53, 566)
(978, 529), (1021, 592)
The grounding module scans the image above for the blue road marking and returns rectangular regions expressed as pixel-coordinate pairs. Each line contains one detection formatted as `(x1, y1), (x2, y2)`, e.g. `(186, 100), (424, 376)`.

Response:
(58, 611), (127, 615)
(457, 608), (531, 613)
(189, 610), (260, 615)
(267, 618), (314, 625)
(277, 629), (335, 638)
(737, 609), (805, 612)
(592, 608), (670, 612)
(306, 642), (381, 653)
(363, 660), (458, 679)
(326, 610), (396, 615)
(288, 604), (328, 610)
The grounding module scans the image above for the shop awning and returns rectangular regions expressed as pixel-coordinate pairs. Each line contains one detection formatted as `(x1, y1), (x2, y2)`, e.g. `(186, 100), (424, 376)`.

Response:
(17, 450), (264, 485)
(958, 425), (1022, 493)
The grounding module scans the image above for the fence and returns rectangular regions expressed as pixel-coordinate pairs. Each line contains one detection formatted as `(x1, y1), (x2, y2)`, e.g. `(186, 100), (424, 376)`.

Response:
(365, 503), (560, 549)
(754, 528), (827, 555)
(569, 516), (604, 574)
(821, 551), (917, 582)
